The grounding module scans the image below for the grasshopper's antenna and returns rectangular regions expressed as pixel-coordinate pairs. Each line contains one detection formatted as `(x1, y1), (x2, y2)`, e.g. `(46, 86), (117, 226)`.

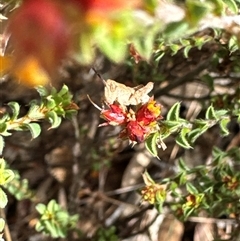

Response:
(92, 68), (106, 85)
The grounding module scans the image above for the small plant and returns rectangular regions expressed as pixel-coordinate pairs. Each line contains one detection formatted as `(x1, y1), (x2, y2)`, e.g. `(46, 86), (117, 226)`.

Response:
(35, 200), (79, 238)
(0, 84), (79, 155)
(94, 226), (118, 241)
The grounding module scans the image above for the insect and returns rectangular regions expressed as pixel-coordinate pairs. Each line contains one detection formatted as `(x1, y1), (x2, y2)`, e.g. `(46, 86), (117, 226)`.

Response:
(92, 68), (154, 106)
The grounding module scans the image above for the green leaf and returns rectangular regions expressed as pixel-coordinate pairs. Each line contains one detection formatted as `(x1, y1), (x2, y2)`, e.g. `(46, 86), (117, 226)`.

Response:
(183, 206), (195, 218)
(187, 125), (209, 143)
(142, 171), (155, 186)
(0, 158), (6, 170)
(47, 199), (58, 213)
(1, 170), (14, 185)
(47, 111), (62, 129)
(186, 182), (199, 195)
(36, 203), (46, 214)
(176, 127), (192, 149)
(8, 102), (20, 120)
(0, 188), (7, 208)
(178, 158), (190, 171)
(170, 44), (181, 55)
(211, 0), (225, 15)
(219, 118), (230, 136)
(164, 21), (189, 40)
(183, 45), (192, 58)
(163, 121), (181, 133)
(214, 109), (228, 118)
(166, 102), (181, 121)
(205, 105), (217, 120)
(0, 136), (4, 155)
(186, 0), (210, 25)
(58, 84), (69, 97)
(45, 220), (58, 237)
(35, 85), (48, 97)
(179, 172), (187, 185)
(46, 97), (57, 110)
(35, 221), (43, 232)
(0, 121), (7, 134)
(0, 218), (5, 233)
(23, 123), (41, 139)
(55, 223), (66, 238)
(145, 132), (159, 158)
(224, 0), (238, 14)
(228, 35), (238, 54)
(28, 105), (45, 119)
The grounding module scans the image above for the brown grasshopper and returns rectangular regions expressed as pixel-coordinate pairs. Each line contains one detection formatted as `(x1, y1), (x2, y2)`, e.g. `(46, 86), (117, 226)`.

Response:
(93, 68), (154, 106)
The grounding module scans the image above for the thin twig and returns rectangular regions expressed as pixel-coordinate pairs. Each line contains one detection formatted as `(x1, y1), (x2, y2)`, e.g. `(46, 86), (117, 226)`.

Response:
(154, 59), (211, 98)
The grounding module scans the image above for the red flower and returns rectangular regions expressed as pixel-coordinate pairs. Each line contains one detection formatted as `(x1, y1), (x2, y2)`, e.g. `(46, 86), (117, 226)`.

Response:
(137, 99), (162, 125)
(100, 104), (127, 126)
(125, 121), (148, 142)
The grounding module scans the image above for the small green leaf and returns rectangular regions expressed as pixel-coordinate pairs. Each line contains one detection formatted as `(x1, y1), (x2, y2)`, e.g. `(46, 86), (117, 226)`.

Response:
(170, 44), (181, 55)
(35, 221), (43, 232)
(36, 203), (47, 214)
(23, 123), (41, 139)
(178, 158), (190, 171)
(0, 188), (8, 208)
(47, 111), (62, 129)
(45, 220), (58, 237)
(0, 136), (4, 155)
(179, 39), (190, 46)
(0, 122), (7, 133)
(183, 45), (192, 58)
(224, 0), (238, 14)
(142, 171), (155, 186)
(179, 172), (187, 185)
(45, 97), (56, 110)
(219, 118), (230, 136)
(1, 170), (14, 185)
(205, 105), (217, 120)
(183, 206), (195, 218)
(186, 0), (210, 25)
(0, 218), (5, 233)
(228, 35), (238, 54)
(156, 188), (166, 202)
(214, 109), (228, 118)
(58, 85), (69, 97)
(187, 125), (208, 143)
(166, 102), (181, 121)
(47, 199), (59, 213)
(8, 102), (20, 120)
(28, 105), (45, 119)
(186, 182), (199, 195)
(55, 223), (66, 238)
(35, 85), (49, 97)
(145, 132), (159, 158)
(176, 127), (192, 149)
(164, 21), (189, 40)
